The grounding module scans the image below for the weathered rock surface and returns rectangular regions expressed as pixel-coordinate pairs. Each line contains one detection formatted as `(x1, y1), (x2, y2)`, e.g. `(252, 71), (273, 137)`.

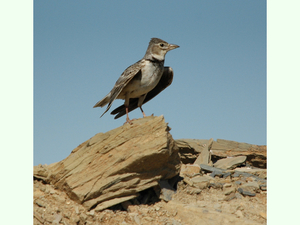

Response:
(175, 139), (210, 164)
(213, 156), (247, 170)
(34, 116), (267, 225)
(34, 116), (181, 211)
(194, 138), (213, 166)
(176, 138), (266, 168)
(211, 139), (266, 168)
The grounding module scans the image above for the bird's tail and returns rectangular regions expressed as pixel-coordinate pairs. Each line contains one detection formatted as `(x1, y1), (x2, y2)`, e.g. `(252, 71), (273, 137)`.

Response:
(93, 93), (110, 108)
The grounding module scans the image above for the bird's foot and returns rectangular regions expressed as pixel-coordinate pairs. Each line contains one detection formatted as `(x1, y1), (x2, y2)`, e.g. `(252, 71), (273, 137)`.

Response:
(124, 117), (136, 125)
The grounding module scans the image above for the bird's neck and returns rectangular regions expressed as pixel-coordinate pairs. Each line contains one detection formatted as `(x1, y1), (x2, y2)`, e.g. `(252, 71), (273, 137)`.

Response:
(145, 55), (165, 64)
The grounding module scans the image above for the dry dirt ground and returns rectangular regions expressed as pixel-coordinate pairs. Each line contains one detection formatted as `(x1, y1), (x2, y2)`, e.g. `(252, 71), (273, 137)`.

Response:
(34, 173), (266, 225)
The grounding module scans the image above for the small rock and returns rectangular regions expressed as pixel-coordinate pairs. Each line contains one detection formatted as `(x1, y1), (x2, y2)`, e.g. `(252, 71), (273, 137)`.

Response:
(75, 206), (80, 214)
(191, 175), (212, 183)
(200, 164), (225, 174)
(224, 187), (236, 195)
(223, 192), (236, 201)
(235, 181), (242, 185)
(214, 156), (247, 170)
(235, 192), (243, 199)
(158, 180), (176, 202)
(88, 209), (95, 216)
(238, 187), (256, 197)
(260, 184), (267, 191)
(259, 212), (267, 219)
(223, 183), (232, 188)
(213, 203), (222, 209)
(134, 214), (141, 225)
(208, 182), (223, 189)
(186, 187), (202, 195)
(183, 177), (193, 186)
(243, 181), (260, 190)
(35, 199), (46, 208)
(235, 210), (244, 218)
(52, 213), (62, 224)
(180, 164), (200, 177)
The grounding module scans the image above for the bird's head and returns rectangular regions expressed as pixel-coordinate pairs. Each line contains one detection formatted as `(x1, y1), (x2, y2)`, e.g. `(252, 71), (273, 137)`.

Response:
(144, 38), (179, 61)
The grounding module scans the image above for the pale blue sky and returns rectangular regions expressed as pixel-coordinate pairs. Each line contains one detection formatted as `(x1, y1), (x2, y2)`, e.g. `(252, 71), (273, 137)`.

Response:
(2, 1), (300, 224)
(34, 0), (266, 165)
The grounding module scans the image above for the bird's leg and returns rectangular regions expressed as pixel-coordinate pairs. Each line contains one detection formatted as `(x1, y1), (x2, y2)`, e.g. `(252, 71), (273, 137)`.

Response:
(124, 93), (133, 124)
(139, 106), (146, 117)
(125, 107), (133, 124)
(138, 94), (147, 118)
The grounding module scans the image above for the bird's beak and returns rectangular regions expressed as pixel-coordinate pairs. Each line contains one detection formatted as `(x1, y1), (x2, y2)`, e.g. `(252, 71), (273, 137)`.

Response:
(168, 44), (180, 50)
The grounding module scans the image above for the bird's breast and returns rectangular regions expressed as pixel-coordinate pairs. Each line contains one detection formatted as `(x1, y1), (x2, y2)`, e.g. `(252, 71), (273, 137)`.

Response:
(120, 60), (164, 99)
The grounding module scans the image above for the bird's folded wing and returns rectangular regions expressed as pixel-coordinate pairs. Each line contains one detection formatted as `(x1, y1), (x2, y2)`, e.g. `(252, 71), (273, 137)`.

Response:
(111, 66), (174, 119)
(99, 60), (143, 117)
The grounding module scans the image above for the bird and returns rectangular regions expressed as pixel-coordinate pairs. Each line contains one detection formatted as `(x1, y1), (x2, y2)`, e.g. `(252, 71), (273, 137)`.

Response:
(93, 38), (179, 124)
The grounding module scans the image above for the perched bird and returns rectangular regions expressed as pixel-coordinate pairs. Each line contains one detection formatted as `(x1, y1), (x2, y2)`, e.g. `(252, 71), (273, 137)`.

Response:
(93, 38), (179, 124)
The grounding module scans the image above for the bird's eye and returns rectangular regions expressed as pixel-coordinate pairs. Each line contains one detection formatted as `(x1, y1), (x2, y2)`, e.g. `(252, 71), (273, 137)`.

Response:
(160, 43), (164, 47)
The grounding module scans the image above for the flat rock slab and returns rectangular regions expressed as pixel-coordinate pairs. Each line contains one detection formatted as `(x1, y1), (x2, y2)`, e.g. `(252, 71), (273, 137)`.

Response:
(34, 116), (181, 210)
(213, 156), (247, 170)
(180, 164), (200, 177)
(175, 139), (212, 164)
(211, 139), (266, 168)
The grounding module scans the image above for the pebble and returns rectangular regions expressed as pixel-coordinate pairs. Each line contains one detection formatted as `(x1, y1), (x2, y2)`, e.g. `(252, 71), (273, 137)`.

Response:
(238, 187), (256, 197)
(235, 181), (242, 185)
(208, 182), (223, 189)
(88, 209), (95, 216)
(35, 199), (46, 208)
(134, 214), (141, 225)
(235, 210), (244, 218)
(75, 206), (80, 214)
(52, 213), (62, 224)
(224, 187), (236, 195)
(260, 184), (267, 191)
(235, 192), (243, 199)
(223, 193), (236, 201)
(191, 175), (212, 183)
(223, 183), (232, 188)
(259, 212), (267, 219)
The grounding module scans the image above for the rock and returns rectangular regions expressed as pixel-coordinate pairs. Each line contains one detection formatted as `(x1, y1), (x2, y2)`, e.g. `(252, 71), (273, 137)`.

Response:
(175, 139), (210, 164)
(210, 139), (266, 168)
(259, 212), (267, 219)
(224, 187), (236, 195)
(52, 213), (62, 224)
(200, 164), (225, 174)
(242, 182), (260, 191)
(157, 180), (176, 202)
(260, 184), (267, 191)
(33, 116), (181, 211)
(235, 210), (244, 218)
(182, 177), (193, 186)
(180, 164), (200, 177)
(35, 199), (46, 208)
(191, 175), (213, 183)
(223, 192), (236, 201)
(234, 167), (267, 179)
(208, 182), (223, 189)
(237, 187), (256, 197)
(213, 156), (247, 170)
(193, 138), (214, 166)
(190, 175), (212, 189)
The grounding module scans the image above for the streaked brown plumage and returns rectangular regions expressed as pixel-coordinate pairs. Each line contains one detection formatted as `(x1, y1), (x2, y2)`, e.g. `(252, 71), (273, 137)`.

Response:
(93, 38), (179, 124)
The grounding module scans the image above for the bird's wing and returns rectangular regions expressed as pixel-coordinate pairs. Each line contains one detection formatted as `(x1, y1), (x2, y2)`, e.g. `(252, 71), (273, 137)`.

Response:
(111, 66), (174, 119)
(99, 60), (143, 117)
